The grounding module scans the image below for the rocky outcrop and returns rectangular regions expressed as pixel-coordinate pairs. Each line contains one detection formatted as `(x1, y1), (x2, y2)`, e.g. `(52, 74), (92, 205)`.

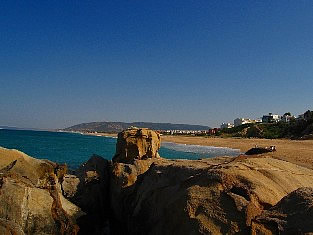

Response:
(110, 128), (313, 234)
(110, 128), (162, 232)
(111, 152), (313, 234)
(2, 127), (313, 234)
(0, 147), (83, 234)
(251, 187), (313, 234)
(112, 127), (161, 163)
(62, 155), (110, 234)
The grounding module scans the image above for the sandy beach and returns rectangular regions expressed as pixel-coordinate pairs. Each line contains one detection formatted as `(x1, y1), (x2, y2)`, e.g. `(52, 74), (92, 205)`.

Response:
(82, 132), (313, 169)
(162, 135), (313, 169)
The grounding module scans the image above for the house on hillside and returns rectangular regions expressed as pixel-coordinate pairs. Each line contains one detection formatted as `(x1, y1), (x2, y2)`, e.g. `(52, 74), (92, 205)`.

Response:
(297, 110), (313, 120)
(208, 128), (220, 135)
(281, 113), (295, 122)
(220, 123), (234, 129)
(304, 110), (313, 121)
(234, 118), (259, 127)
(262, 113), (280, 123)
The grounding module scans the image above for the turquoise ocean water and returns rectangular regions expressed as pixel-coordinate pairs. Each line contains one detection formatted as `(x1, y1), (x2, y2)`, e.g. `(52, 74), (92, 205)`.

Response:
(0, 129), (240, 169)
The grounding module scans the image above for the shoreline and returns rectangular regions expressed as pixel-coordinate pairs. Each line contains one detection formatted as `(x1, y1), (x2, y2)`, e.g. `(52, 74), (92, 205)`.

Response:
(61, 131), (313, 169)
(82, 132), (118, 138)
(161, 135), (313, 169)
(61, 131), (118, 138)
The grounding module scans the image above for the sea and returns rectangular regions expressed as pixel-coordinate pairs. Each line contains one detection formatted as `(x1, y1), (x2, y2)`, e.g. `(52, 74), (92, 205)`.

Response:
(0, 129), (241, 169)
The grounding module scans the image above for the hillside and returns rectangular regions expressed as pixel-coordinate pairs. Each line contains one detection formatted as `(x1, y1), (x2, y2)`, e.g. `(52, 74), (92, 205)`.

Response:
(218, 110), (313, 139)
(64, 121), (210, 133)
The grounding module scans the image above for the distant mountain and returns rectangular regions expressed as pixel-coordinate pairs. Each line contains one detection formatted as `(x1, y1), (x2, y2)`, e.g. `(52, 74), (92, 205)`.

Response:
(64, 121), (210, 133)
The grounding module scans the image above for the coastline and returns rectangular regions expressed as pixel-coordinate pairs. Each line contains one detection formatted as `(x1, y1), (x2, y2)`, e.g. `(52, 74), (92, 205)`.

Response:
(82, 132), (118, 138)
(63, 131), (313, 169)
(61, 131), (118, 138)
(161, 135), (313, 169)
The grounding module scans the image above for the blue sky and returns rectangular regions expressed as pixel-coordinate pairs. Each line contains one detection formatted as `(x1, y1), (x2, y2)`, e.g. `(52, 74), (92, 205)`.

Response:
(1, 1), (312, 129)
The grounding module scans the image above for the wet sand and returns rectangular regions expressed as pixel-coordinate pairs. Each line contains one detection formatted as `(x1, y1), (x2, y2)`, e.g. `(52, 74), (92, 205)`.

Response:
(161, 135), (313, 169)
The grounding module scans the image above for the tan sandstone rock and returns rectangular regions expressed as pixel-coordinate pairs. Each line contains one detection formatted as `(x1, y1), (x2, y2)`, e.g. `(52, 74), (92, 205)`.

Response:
(62, 155), (110, 235)
(251, 187), (313, 235)
(3, 127), (313, 234)
(111, 151), (313, 234)
(112, 127), (161, 163)
(110, 128), (313, 234)
(0, 147), (83, 235)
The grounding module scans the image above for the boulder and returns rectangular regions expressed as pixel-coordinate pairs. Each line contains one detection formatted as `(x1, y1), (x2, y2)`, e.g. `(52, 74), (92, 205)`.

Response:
(0, 147), (83, 235)
(112, 127), (161, 163)
(61, 155), (110, 235)
(245, 146), (276, 155)
(251, 187), (313, 234)
(110, 127), (162, 231)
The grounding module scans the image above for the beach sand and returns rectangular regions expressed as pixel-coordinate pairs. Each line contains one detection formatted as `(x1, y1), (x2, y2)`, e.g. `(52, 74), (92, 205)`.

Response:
(82, 132), (313, 169)
(162, 135), (313, 169)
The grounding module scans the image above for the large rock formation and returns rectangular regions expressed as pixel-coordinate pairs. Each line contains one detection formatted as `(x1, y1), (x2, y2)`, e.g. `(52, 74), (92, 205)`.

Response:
(112, 127), (161, 163)
(110, 136), (313, 234)
(2, 127), (313, 234)
(110, 128), (162, 232)
(251, 187), (313, 234)
(0, 147), (83, 234)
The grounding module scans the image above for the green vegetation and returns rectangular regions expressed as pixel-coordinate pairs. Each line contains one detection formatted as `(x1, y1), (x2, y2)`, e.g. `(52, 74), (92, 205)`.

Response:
(218, 110), (313, 139)
(65, 110), (313, 140)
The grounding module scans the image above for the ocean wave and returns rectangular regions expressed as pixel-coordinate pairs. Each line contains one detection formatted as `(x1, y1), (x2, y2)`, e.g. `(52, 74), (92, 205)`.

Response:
(104, 136), (117, 139)
(161, 142), (241, 158)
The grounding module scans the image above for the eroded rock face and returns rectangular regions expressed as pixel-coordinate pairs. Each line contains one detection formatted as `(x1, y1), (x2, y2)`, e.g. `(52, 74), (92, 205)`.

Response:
(110, 158), (159, 232)
(110, 128), (162, 232)
(110, 129), (313, 234)
(112, 127), (161, 163)
(110, 154), (313, 234)
(251, 187), (313, 235)
(62, 155), (110, 235)
(0, 147), (83, 235)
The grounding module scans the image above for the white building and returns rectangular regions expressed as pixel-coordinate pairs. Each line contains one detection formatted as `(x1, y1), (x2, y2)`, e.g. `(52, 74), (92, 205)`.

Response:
(234, 118), (255, 127)
(262, 113), (280, 123)
(220, 123), (234, 129)
(281, 114), (295, 122)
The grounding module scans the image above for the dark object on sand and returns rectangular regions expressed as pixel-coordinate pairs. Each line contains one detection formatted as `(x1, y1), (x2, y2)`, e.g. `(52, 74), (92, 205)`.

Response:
(245, 146), (276, 155)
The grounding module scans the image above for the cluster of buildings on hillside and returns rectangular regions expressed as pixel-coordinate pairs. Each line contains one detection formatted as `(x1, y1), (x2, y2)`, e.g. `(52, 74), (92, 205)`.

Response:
(220, 112), (299, 129)
(159, 128), (222, 136)
(158, 130), (208, 135)
(158, 111), (312, 136)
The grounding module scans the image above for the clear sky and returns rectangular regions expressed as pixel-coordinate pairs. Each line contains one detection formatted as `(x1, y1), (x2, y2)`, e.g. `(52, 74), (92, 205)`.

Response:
(1, 1), (312, 129)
